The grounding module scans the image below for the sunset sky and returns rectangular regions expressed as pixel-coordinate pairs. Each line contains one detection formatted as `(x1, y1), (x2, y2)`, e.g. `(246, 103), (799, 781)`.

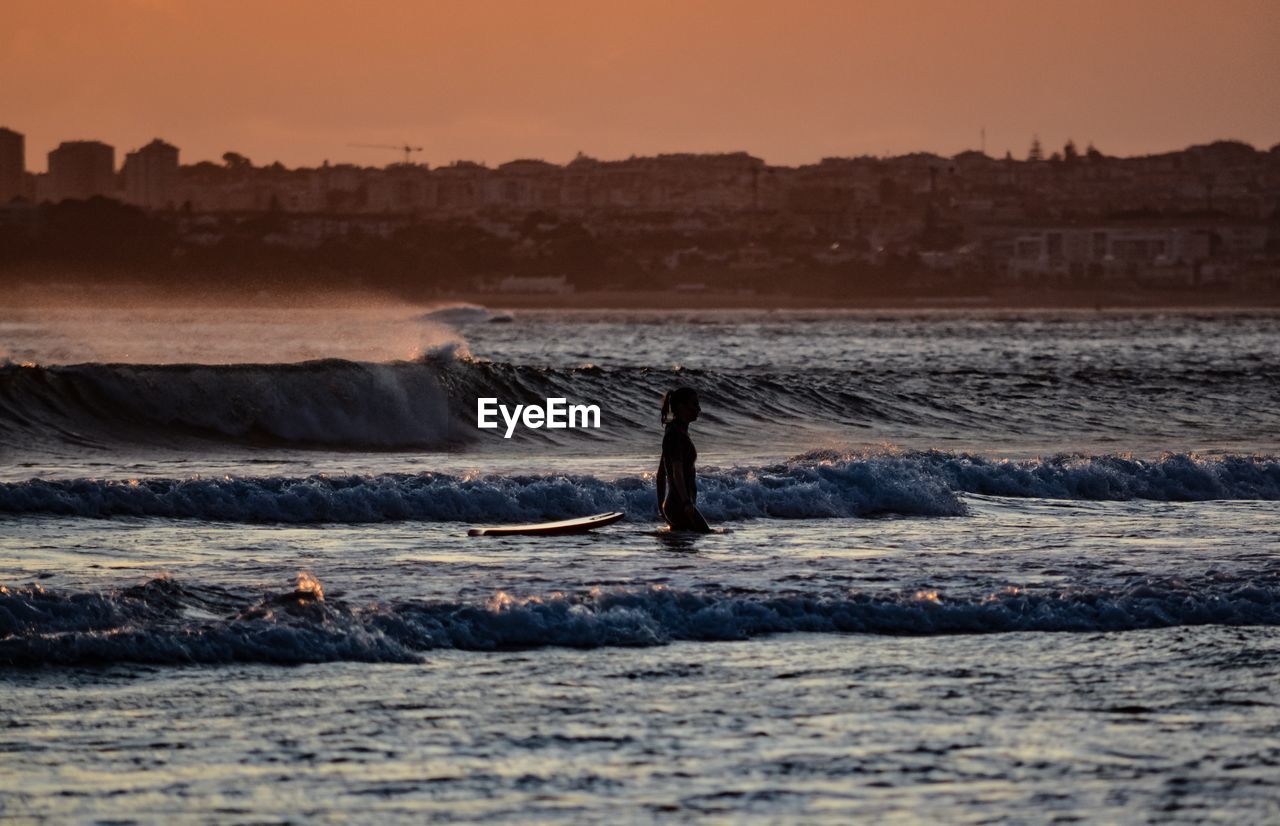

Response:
(3, 0), (1278, 171)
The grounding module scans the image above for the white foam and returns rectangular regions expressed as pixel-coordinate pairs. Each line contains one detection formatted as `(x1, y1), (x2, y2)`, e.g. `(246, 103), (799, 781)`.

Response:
(0, 455), (965, 522)
(4, 577), (1278, 666)
(922, 451), (1280, 501)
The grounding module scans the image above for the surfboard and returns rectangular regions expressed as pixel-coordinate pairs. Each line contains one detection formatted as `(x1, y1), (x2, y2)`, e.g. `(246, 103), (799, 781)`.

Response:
(467, 511), (626, 537)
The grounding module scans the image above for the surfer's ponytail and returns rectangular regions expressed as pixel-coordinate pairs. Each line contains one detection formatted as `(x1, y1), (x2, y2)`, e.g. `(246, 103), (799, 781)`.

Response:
(661, 386), (699, 424)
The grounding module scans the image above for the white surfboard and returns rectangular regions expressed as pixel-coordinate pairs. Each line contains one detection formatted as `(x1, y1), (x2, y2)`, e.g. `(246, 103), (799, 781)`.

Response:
(467, 511), (625, 537)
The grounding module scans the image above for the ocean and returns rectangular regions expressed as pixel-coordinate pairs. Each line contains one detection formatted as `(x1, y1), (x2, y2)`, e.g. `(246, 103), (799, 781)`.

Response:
(2, 305), (1278, 822)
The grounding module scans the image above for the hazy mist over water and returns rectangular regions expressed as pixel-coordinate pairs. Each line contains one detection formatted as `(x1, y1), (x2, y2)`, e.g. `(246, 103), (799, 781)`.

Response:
(0, 303), (466, 365)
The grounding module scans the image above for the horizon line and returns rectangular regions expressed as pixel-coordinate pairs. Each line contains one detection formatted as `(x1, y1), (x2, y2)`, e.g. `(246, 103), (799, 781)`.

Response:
(4, 130), (1278, 176)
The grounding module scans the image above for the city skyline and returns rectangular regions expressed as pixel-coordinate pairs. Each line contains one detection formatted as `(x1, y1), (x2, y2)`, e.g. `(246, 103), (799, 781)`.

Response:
(3, 119), (1272, 299)
(3, 0), (1278, 172)
(3, 123), (1276, 179)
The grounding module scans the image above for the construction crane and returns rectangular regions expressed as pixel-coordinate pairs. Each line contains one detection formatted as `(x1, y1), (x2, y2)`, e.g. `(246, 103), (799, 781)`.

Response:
(348, 143), (425, 165)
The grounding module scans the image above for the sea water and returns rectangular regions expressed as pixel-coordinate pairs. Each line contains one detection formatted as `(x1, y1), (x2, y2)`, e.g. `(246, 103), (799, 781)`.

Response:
(1, 307), (1278, 822)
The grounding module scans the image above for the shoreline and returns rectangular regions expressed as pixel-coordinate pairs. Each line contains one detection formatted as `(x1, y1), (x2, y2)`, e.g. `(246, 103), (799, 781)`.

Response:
(7, 279), (1280, 312)
(439, 289), (1280, 311)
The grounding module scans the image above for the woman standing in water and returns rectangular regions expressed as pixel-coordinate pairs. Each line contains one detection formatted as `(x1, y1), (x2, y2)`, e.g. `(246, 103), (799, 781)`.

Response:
(656, 387), (712, 532)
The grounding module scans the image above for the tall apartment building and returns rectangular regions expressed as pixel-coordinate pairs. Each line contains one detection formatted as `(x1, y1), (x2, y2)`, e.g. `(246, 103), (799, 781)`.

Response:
(0, 127), (24, 203)
(47, 140), (116, 202)
(123, 138), (180, 209)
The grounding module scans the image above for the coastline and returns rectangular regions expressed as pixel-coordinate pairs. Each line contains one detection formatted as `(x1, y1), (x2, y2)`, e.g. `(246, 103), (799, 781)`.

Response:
(438, 288), (1280, 312)
(6, 275), (1280, 312)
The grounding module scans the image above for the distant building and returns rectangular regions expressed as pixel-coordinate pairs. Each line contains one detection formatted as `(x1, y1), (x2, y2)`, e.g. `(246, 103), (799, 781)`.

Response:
(47, 140), (116, 202)
(1009, 225), (1215, 283)
(123, 139), (179, 209)
(0, 127), (23, 203)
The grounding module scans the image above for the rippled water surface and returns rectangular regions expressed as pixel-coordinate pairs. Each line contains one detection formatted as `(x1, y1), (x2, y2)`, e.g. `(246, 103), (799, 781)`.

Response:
(2, 306), (1278, 822)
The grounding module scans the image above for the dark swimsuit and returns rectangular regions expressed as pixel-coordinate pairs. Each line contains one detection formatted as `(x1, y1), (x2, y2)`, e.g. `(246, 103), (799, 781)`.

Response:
(657, 420), (710, 531)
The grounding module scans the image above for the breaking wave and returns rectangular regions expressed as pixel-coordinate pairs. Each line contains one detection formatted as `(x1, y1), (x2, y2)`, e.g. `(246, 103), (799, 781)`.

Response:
(4, 575), (1279, 667)
(7, 350), (1274, 453)
(0, 357), (460, 450)
(809, 450), (1280, 503)
(0, 452), (1275, 525)
(0, 454), (965, 523)
(0, 354), (885, 451)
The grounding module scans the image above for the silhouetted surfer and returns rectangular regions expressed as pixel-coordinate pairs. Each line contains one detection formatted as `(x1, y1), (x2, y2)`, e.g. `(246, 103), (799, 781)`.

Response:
(656, 387), (711, 532)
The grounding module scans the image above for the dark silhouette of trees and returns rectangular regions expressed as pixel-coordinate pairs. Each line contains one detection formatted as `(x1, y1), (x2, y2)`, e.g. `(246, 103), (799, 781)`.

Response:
(15, 198), (175, 269)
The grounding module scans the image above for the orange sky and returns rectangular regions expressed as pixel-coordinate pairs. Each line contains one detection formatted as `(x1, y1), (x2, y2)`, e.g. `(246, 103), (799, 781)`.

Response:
(3, 0), (1278, 171)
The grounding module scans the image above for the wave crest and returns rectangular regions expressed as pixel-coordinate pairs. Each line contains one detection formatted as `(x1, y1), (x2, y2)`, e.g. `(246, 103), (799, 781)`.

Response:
(5, 353), (1278, 453)
(0, 455), (965, 523)
(934, 451), (1280, 501)
(4, 576), (1279, 667)
(3, 451), (1276, 525)
(0, 358), (459, 450)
